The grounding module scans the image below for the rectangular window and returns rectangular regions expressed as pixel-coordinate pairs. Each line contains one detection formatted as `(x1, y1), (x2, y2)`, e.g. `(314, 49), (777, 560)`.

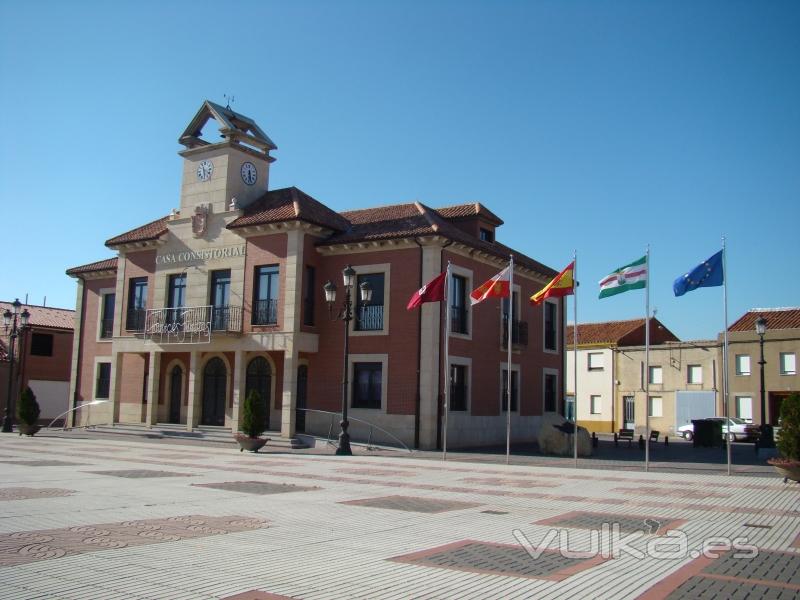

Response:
(544, 301), (557, 351)
(780, 353), (796, 375)
(648, 365), (663, 385)
(502, 291), (526, 346)
(253, 265), (279, 325)
(479, 228), (494, 242)
(450, 364), (467, 411)
(450, 275), (468, 335)
(96, 363), (111, 398)
(210, 270), (231, 331)
(167, 274), (186, 326)
(565, 395), (575, 421)
(687, 364), (703, 384)
(100, 293), (115, 339)
(30, 333), (54, 357)
(648, 396), (663, 418)
(126, 277), (148, 331)
(352, 362), (382, 409)
(544, 373), (557, 412)
(736, 396), (753, 421)
(735, 354), (751, 376)
(590, 395), (601, 415)
(303, 265), (315, 326)
(588, 352), (604, 371)
(355, 273), (384, 331)
(501, 369), (519, 412)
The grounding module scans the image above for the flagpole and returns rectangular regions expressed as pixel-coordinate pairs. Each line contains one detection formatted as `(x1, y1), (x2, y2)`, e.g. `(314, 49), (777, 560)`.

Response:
(506, 255), (514, 465)
(644, 245), (651, 473)
(573, 250), (579, 468)
(443, 261), (452, 462)
(722, 237), (731, 475)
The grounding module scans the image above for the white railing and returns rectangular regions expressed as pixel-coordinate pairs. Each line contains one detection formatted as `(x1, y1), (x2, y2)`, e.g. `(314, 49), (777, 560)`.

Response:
(145, 306), (213, 344)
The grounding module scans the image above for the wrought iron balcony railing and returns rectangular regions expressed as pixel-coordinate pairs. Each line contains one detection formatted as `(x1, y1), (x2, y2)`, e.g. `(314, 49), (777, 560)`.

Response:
(144, 305), (242, 344)
(450, 306), (468, 335)
(252, 299), (278, 326)
(356, 305), (384, 331)
(99, 318), (114, 339)
(502, 318), (528, 348)
(125, 308), (146, 332)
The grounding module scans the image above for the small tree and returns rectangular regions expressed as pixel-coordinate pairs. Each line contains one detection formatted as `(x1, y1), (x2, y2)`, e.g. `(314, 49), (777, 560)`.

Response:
(777, 393), (800, 462)
(239, 389), (266, 438)
(17, 386), (41, 427)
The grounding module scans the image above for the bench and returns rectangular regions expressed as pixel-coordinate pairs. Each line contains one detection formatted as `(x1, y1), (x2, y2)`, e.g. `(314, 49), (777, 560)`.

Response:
(614, 428), (634, 447)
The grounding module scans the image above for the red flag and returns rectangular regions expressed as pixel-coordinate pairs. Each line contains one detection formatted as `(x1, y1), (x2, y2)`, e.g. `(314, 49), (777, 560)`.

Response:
(470, 266), (511, 305)
(407, 271), (446, 310)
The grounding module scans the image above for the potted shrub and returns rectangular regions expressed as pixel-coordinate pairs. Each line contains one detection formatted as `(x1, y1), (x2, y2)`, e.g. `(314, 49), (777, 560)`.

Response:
(17, 386), (41, 436)
(234, 389), (268, 452)
(768, 393), (800, 482)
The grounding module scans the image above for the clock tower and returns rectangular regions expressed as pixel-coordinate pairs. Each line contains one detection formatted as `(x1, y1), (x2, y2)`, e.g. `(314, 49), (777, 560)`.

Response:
(177, 100), (277, 215)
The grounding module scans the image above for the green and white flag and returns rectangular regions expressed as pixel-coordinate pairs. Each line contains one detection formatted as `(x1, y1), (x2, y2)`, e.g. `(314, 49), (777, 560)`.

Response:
(598, 255), (647, 298)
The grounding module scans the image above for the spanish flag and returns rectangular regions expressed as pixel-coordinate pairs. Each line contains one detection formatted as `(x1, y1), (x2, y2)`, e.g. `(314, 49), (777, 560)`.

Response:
(530, 262), (575, 305)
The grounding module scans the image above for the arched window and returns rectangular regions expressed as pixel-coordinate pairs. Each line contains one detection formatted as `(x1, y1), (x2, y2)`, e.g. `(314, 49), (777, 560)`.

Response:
(202, 357), (227, 426)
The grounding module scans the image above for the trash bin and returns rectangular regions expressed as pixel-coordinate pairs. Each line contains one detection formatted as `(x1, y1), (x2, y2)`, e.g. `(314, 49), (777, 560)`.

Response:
(692, 419), (723, 448)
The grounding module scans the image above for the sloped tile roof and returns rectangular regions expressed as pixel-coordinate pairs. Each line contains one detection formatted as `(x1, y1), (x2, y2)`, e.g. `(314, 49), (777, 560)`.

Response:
(436, 202), (504, 225)
(228, 187), (350, 232)
(0, 301), (75, 330)
(568, 317), (679, 346)
(729, 308), (800, 332)
(105, 216), (169, 247)
(65, 257), (118, 277)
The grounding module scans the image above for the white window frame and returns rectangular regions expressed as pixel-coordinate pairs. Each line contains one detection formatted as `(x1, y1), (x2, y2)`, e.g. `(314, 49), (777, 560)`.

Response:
(687, 364), (703, 384)
(735, 396), (753, 421)
(449, 264), (473, 341)
(587, 352), (604, 371)
(348, 353), (388, 413)
(543, 299), (559, 355)
(499, 362), (521, 413)
(350, 264), (390, 337)
(648, 365), (663, 385)
(447, 356), (472, 413)
(735, 354), (751, 376)
(590, 395), (602, 415)
(543, 367), (559, 414)
(779, 352), (796, 376)
(648, 396), (663, 418)
(96, 287), (116, 343)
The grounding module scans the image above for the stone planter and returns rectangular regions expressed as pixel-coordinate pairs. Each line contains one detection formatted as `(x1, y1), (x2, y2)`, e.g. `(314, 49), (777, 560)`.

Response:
(235, 435), (268, 453)
(768, 458), (800, 483)
(18, 424), (41, 437)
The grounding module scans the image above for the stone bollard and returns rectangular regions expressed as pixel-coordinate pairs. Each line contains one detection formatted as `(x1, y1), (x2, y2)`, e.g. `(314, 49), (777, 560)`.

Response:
(638, 434), (645, 450)
(664, 436), (669, 446)
(591, 432), (598, 448)
(614, 432), (618, 447)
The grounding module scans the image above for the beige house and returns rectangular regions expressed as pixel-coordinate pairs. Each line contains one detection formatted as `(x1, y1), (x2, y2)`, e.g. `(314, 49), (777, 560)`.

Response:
(725, 307), (800, 426)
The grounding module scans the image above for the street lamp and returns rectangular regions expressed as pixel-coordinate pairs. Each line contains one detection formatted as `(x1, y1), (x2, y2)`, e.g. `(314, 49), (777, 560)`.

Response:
(755, 315), (774, 448)
(3, 299), (31, 433)
(325, 265), (372, 456)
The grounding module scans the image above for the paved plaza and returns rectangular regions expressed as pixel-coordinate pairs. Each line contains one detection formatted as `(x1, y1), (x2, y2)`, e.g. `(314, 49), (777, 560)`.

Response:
(1, 433), (799, 599)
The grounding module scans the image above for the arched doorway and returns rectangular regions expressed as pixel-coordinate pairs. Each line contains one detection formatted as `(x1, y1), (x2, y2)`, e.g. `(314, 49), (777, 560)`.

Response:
(169, 365), (183, 424)
(296, 364), (308, 433)
(245, 356), (271, 430)
(202, 357), (227, 426)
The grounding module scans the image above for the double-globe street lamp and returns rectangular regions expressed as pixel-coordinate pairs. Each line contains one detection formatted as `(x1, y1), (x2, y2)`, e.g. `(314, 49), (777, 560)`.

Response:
(3, 299), (31, 433)
(324, 265), (372, 456)
(755, 316), (774, 448)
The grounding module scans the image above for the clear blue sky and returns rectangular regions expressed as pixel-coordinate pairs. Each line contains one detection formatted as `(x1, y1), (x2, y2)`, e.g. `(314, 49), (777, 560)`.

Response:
(1, 1), (798, 340)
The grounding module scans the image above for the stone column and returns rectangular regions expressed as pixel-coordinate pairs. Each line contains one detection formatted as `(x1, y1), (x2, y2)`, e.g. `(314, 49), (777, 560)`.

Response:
(230, 349), (245, 432)
(144, 351), (161, 427)
(279, 227), (304, 439)
(67, 280), (84, 428)
(109, 351), (124, 425)
(186, 351), (200, 431)
(281, 349), (297, 438)
(418, 244), (443, 450)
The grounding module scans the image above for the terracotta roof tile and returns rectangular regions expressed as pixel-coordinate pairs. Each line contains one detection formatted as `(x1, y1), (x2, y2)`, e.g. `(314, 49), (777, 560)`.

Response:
(105, 216), (169, 247)
(0, 301), (75, 330)
(436, 202), (504, 225)
(66, 257), (118, 277)
(729, 308), (800, 332)
(228, 187), (350, 231)
(567, 318), (679, 346)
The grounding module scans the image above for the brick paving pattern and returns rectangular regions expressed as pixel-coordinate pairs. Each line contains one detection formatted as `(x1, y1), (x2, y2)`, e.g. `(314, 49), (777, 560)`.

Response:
(88, 469), (195, 478)
(535, 511), (686, 535)
(661, 576), (798, 599)
(192, 481), (320, 495)
(0, 487), (75, 501)
(340, 495), (481, 513)
(1, 459), (85, 467)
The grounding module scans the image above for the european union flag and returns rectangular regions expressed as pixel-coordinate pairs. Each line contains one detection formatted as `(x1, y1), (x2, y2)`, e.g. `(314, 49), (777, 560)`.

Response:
(673, 250), (724, 296)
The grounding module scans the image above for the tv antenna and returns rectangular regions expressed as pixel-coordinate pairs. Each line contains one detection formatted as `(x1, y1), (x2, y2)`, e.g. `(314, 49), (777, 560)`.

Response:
(224, 94), (235, 110)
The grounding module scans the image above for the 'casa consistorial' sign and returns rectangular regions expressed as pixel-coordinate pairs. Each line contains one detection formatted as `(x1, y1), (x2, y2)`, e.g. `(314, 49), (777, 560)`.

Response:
(156, 245), (245, 266)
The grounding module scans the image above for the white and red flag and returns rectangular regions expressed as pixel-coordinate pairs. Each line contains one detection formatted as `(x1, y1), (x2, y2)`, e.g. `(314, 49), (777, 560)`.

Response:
(470, 265), (511, 305)
(406, 271), (446, 310)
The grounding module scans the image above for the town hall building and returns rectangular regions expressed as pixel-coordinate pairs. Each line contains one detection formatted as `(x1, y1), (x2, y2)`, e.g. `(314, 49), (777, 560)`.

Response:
(66, 101), (565, 449)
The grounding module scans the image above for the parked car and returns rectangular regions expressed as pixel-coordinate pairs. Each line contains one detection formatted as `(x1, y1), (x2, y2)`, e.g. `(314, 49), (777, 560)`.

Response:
(677, 417), (760, 442)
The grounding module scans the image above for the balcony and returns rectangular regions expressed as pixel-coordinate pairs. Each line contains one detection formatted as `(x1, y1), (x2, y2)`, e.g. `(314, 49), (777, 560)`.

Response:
(99, 318), (114, 339)
(252, 299), (278, 326)
(450, 306), (468, 335)
(502, 318), (528, 348)
(356, 305), (384, 331)
(144, 305), (241, 344)
(126, 308), (146, 332)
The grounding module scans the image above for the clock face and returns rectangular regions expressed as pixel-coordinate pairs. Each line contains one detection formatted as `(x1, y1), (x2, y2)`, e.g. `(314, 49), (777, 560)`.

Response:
(241, 162), (257, 185)
(196, 159), (213, 182)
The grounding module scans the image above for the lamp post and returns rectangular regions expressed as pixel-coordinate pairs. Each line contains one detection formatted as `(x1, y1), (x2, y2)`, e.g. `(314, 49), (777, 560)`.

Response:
(755, 316), (774, 448)
(324, 265), (372, 456)
(3, 299), (31, 433)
